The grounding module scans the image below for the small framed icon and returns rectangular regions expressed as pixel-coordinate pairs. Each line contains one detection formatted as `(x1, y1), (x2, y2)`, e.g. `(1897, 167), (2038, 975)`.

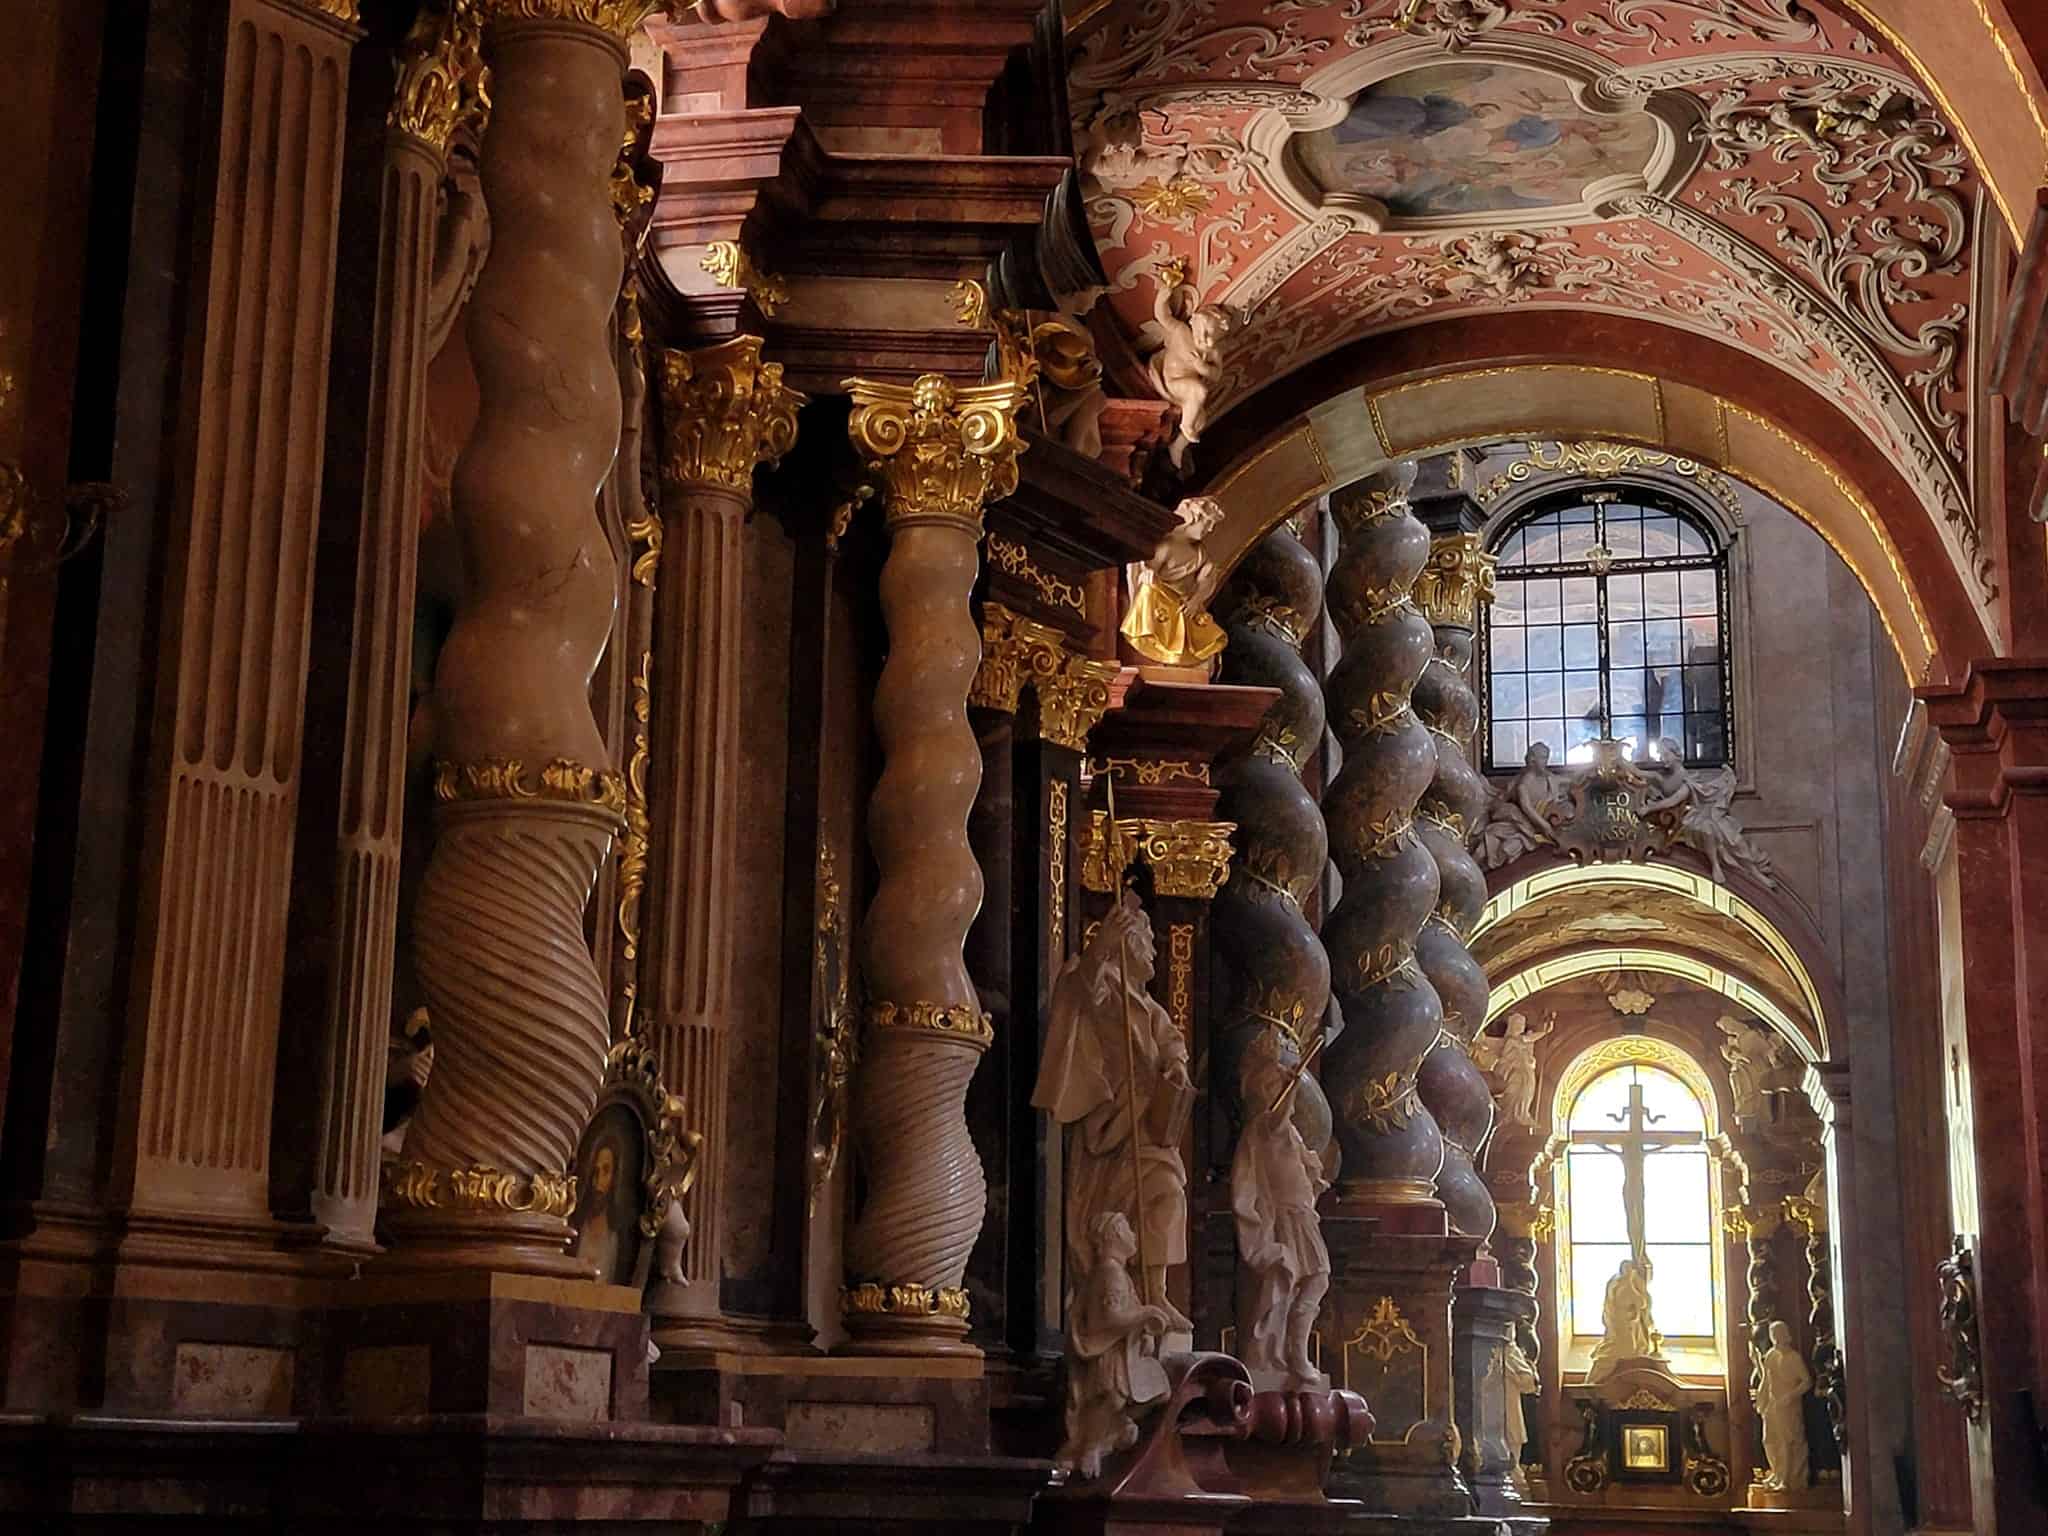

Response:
(1622, 1423), (1670, 1471)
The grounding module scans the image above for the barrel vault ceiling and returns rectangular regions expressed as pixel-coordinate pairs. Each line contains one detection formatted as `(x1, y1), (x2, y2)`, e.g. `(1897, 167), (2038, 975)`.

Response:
(1066, 0), (1997, 607)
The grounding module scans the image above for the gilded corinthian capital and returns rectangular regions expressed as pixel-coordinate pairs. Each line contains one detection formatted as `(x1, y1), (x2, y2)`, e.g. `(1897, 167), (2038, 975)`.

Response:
(476, 0), (681, 36)
(1413, 532), (1497, 630)
(845, 374), (1026, 532)
(390, 0), (489, 152)
(660, 338), (806, 495)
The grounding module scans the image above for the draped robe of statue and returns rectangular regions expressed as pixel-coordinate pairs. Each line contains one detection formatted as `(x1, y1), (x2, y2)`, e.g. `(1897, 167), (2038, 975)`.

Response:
(1231, 1028), (1330, 1388)
(1033, 892), (1194, 1322)
(1587, 1258), (1661, 1381)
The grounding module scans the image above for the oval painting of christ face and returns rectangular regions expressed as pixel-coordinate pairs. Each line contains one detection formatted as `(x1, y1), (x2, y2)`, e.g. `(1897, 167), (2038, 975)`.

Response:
(1293, 62), (1660, 220)
(571, 1103), (645, 1287)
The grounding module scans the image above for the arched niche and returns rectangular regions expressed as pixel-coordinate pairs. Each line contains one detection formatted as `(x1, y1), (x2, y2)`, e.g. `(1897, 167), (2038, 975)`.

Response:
(1188, 314), (1998, 682)
(1472, 861), (1833, 1064)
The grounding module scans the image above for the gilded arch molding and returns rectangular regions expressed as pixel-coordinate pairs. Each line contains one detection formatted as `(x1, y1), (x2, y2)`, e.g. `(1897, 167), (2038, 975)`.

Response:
(1471, 862), (1831, 1063)
(1197, 358), (1961, 683)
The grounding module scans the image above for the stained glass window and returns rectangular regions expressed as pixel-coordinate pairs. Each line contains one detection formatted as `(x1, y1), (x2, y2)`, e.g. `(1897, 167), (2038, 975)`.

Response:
(1483, 488), (1730, 772)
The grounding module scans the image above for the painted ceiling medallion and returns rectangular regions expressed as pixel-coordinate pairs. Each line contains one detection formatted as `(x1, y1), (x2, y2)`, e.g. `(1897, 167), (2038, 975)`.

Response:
(1284, 59), (1690, 231)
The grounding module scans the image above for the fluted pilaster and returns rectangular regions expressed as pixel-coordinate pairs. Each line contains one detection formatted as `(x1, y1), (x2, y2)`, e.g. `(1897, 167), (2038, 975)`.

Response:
(644, 336), (803, 1345)
(311, 0), (485, 1253)
(124, 0), (356, 1242)
(842, 373), (1024, 1355)
(1411, 530), (1498, 1241)
(1319, 463), (1447, 1209)
(385, 4), (644, 1273)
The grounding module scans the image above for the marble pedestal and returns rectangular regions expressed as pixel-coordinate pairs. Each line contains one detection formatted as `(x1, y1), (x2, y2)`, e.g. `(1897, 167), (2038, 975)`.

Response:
(1322, 1222), (1484, 1519)
(324, 1271), (650, 1420)
(651, 1349), (992, 1454)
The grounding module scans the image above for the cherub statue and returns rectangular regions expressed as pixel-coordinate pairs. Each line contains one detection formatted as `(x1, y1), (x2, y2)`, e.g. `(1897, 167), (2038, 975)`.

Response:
(1478, 742), (1564, 868)
(651, 1195), (691, 1287)
(1715, 1014), (1784, 1122)
(1640, 738), (1775, 887)
(1078, 101), (1189, 191)
(1231, 1028), (1331, 1390)
(1059, 1210), (1173, 1480)
(1756, 1320), (1812, 1491)
(1470, 1010), (1554, 1130)
(1033, 891), (1196, 1327)
(1121, 496), (1228, 668)
(1147, 280), (1233, 466)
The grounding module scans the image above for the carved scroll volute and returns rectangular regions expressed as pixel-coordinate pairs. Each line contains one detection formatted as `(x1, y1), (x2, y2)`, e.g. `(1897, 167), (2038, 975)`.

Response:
(840, 372), (1025, 1353)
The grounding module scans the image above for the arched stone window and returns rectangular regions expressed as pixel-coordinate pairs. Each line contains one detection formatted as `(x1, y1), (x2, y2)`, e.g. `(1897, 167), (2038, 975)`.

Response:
(1482, 487), (1732, 772)
(1552, 1037), (1728, 1379)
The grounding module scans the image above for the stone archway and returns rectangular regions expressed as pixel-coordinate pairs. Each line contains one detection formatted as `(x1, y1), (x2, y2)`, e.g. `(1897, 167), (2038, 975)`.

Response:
(1189, 314), (1996, 684)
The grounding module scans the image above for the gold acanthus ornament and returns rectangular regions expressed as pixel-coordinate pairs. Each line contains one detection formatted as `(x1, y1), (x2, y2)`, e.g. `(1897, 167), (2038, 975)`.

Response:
(865, 1000), (995, 1048)
(844, 1282), (972, 1320)
(1414, 533), (1497, 630)
(701, 240), (791, 317)
(474, 0), (682, 37)
(970, 602), (1068, 714)
(304, 0), (364, 22)
(986, 533), (1087, 615)
(389, 0), (489, 153)
(435, 756), (627, 816)
(660, 337), (806, 494)
(382, 1158), (578, 1217)
(845, 373), (1026, 534)
(1081, 812), (1236, 900)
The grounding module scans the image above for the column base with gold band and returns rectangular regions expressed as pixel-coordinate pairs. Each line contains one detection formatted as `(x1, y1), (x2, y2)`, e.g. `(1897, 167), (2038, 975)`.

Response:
(840, 1001), (993, 1357)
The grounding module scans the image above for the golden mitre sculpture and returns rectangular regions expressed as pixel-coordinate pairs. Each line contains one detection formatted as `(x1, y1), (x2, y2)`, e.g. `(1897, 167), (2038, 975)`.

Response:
(1121, 495), (1229, 666)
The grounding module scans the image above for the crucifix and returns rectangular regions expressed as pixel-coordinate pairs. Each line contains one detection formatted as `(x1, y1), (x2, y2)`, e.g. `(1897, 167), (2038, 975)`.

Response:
(1573, 1076), (1704, 1269)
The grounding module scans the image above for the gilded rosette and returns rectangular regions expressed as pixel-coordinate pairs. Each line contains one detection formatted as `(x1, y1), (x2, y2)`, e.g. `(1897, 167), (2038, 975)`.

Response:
(1318, 463), (1449, 1203)
(1209, 527), (1335, 1138)
(660, 337), (806, 494)
(844, 374), (1026, 533)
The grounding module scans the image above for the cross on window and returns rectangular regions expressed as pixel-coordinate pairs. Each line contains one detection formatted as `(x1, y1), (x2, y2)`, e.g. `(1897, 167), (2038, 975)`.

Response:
(1563, 1060), (1719, 1343)
(1571, 1079), (1705, 1264)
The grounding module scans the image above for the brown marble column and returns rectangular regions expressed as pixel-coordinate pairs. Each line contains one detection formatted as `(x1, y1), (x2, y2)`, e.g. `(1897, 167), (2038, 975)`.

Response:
(840, 374), (1025, 1356)
(644, 336), (803, 1349)
(382, 1), (648, 1274)
(119, 0), (357, 1247)
(309, 0), (485, 1255)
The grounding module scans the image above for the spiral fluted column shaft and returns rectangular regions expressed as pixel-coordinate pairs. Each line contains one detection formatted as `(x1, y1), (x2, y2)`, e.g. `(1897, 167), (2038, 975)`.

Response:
(387, 11), (631, 1273)
(1412, 534), (1499, 1241)
(1319, 464), (1447, 1209)
(841, 374), (1024, 1355)
(1210, 527), (1335, 1140)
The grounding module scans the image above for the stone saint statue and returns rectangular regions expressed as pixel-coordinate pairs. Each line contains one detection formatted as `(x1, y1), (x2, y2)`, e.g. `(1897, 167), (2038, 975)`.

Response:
(1472, 1010), (1555, 1130)
(1756, 1320), (1813, 1491)
(1231, 1028), (1331, 1390)
(1033, 891), (1196, 1327)
(1716, 1014), (1783, 1122)
(1479, 742), (1564, 868)
(1640, 739), (1776, 887)
(1587, 1257), (1662, 1382)
(1147, 280), (1233, 466)
(1503, 1340), (1540, 1486)
(1121, 496), (1228, 669)
(1058, 1211), (1172, 1480)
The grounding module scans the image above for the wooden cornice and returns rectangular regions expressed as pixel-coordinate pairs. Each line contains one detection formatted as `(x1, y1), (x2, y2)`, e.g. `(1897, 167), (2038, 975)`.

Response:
(996, 426), (1180, 572)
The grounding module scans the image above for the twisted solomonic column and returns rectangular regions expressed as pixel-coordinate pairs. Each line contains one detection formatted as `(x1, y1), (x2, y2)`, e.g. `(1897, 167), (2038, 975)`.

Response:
(1210, 527), (1336, 1142)
(1320, 463), (1448, 1213)
(384, 0), (647, 1273)
(842, 374), (1025, 1355)
(1411, 532), (1499, 1241)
